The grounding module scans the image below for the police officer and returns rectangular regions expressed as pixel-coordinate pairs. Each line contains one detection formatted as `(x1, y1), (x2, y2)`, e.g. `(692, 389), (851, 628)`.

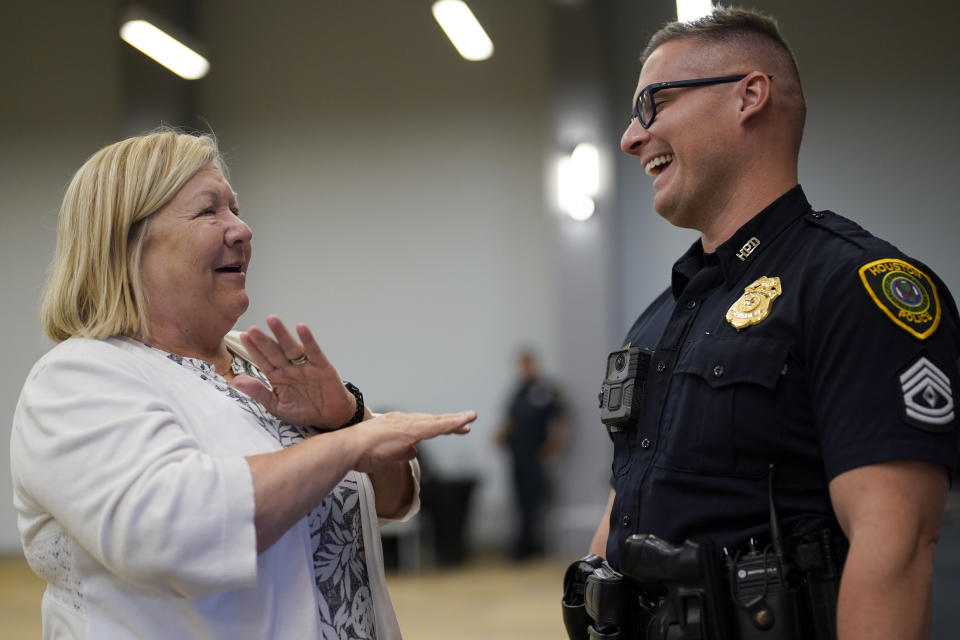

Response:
(588, 7), (959, 638)
(497, 349), (569, 559)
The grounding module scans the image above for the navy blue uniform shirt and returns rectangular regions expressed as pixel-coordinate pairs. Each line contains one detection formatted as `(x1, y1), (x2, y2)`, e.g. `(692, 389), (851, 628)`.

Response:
(506, 380), (565, 455)
(606, 186), (959, 568)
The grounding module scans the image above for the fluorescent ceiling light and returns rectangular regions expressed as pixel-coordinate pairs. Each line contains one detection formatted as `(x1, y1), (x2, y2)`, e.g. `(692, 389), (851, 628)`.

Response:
(432, 0), (494, 61)
(120, 19), (210, 80)
(676, 0), (714, 23)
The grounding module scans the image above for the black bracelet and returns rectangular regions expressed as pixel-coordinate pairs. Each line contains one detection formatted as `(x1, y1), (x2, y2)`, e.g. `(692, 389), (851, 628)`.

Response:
(339, 382), (365, 429)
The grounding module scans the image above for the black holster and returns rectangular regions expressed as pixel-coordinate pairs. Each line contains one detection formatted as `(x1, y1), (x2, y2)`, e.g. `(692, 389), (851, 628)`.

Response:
(789, 518), (847, 640)
(562, 554), (605, 640)
(561, 535), (726, 640)
(621, 534), (729, 640)
(584, 561), (643, 638)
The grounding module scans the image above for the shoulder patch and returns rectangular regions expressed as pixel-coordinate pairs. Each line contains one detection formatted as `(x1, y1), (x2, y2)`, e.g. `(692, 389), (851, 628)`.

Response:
(858, 258), (941, 340)
(899, 356), (954, 432)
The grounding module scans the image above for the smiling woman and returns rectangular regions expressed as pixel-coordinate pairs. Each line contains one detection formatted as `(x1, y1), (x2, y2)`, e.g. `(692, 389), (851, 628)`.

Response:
(137, 163), (253, 365)
(39, 131), (221, 343)
(12, 128), (476, 639)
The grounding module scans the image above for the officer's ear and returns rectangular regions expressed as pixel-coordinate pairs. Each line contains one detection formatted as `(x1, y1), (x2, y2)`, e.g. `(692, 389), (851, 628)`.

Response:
(737, 71), (772, 124)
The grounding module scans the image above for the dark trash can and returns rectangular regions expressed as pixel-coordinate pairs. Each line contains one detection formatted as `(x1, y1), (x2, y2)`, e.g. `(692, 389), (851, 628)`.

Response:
(421, 476), (477, 566)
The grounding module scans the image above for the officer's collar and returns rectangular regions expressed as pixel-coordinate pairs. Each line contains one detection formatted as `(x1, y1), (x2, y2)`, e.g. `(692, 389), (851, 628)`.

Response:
(671, 185), (811, 298)
(671, 244), (717, 299)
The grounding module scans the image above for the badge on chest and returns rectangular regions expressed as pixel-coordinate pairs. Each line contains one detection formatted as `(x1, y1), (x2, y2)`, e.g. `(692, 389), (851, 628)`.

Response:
(726, 276), (782, 330)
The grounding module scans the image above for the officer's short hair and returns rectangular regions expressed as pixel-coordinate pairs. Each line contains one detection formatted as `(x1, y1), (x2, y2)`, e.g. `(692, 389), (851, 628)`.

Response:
(642, 6), (806, 145)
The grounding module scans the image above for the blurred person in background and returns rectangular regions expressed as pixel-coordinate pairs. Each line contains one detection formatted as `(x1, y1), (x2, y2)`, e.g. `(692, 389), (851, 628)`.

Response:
(497, 349), (569, 560)
(10, 128), (476, 640)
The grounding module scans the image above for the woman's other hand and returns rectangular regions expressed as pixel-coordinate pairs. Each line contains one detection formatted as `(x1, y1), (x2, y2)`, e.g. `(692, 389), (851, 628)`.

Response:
(232, 315), (355, 428)
(351, 410), (476, 473)
(247, 409), (476, 552)
(362, 411), (477, 518)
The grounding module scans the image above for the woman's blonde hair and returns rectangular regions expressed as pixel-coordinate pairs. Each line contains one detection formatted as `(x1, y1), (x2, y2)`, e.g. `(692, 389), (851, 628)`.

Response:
(41, 128), (225, 342)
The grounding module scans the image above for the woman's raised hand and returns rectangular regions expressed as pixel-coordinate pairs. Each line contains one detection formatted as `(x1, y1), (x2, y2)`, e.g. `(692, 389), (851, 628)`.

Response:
(350, 410), (477, 473)
(232, 315), (356, 428)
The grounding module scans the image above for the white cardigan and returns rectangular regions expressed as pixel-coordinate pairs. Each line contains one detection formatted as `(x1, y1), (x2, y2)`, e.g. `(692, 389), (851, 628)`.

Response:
(11, 335), (417, 639)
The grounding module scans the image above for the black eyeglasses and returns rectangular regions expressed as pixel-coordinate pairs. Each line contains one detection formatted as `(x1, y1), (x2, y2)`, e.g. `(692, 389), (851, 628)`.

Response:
(630, 74), (773, 128)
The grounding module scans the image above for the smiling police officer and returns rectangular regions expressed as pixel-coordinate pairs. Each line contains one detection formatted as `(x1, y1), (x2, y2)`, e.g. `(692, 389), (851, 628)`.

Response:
(580, 7), (959, 640)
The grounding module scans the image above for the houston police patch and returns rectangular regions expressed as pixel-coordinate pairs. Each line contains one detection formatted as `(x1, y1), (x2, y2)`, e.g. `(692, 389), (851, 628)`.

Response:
(899, 356), (954, 431)
(858, 258), (941, 339)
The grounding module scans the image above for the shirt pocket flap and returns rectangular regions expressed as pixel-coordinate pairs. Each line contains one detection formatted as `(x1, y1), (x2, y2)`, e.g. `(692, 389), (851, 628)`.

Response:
(675, 336), (790, 390)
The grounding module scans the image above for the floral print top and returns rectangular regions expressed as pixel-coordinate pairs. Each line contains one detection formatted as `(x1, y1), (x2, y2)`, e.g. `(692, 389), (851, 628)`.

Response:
(162, 348), (377, 640)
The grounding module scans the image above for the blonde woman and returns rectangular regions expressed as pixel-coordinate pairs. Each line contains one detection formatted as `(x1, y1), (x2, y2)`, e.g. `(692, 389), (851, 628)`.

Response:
(11, 129), (475, 639)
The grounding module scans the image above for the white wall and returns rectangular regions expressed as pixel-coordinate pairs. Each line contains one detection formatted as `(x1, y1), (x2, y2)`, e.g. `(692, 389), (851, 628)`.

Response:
(786, 0), (960, 278)
(199, 0), (564, 550)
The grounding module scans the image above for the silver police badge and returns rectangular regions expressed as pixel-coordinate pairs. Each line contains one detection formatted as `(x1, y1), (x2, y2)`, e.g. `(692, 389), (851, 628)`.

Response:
(726, 277), (782, 330)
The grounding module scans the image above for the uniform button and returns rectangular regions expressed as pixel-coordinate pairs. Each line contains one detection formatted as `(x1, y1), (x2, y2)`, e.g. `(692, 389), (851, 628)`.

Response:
(622, 515), (632, 528)
(812, 211), (824, 219)
(686, 300), (697, 309)
(657, 360), (666, 373)
(713, 364), (725, 377)
(640, 438), (652, 449)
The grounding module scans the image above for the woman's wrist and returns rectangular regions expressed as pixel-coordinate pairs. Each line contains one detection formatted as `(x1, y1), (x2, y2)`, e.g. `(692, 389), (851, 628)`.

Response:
(337, 382), (365, 429)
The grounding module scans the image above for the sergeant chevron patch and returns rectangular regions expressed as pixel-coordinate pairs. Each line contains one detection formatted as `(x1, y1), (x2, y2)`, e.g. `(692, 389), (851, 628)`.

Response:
(858, 258), (941, 339)
(899, 356), (954, 432)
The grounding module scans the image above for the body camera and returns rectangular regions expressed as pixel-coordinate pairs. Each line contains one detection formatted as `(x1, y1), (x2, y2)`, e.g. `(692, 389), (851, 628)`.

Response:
(599, 345), (652, 431)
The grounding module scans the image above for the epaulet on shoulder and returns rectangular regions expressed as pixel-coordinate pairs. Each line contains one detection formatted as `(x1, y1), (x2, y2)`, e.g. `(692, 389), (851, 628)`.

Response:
(802, 209), (875, 252)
